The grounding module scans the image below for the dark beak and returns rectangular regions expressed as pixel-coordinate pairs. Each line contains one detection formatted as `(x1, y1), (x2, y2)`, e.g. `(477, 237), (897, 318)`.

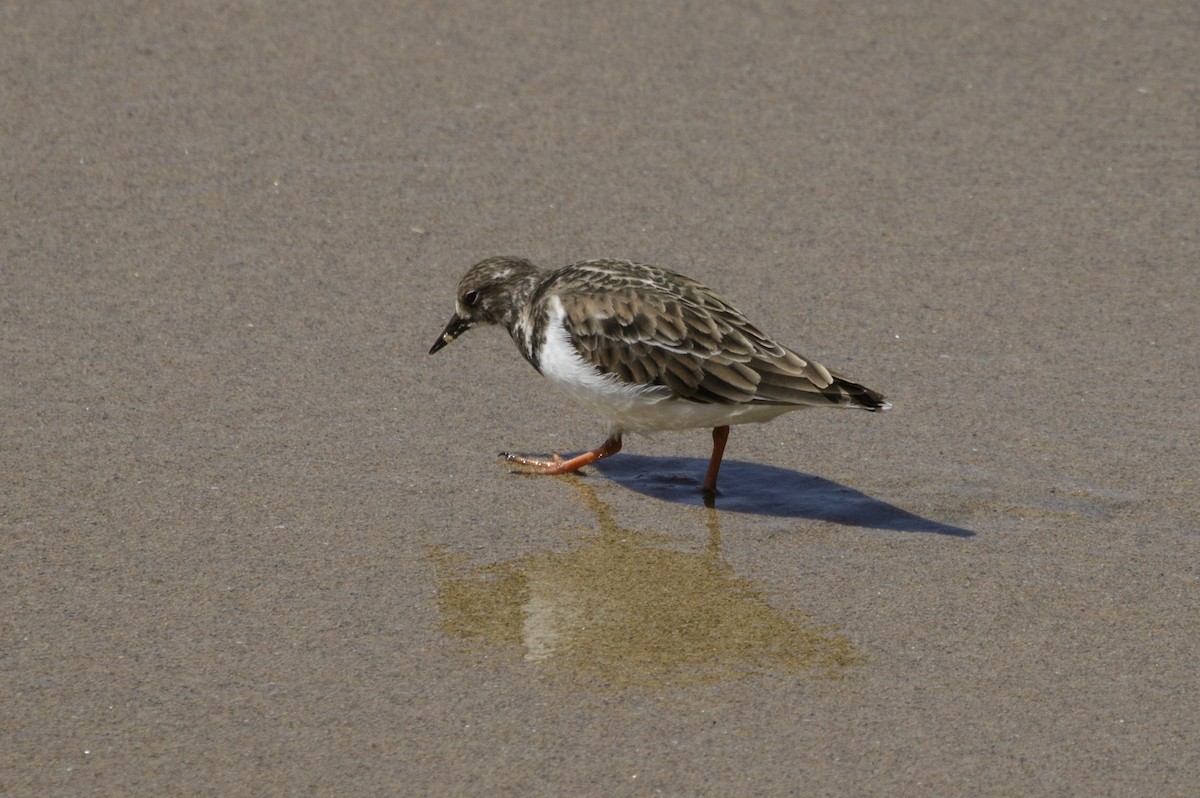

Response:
(429, 314), (473, 354)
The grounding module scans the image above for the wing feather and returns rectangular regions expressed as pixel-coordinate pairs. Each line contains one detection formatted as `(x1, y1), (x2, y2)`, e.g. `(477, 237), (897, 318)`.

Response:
(549, 260), (883, 408)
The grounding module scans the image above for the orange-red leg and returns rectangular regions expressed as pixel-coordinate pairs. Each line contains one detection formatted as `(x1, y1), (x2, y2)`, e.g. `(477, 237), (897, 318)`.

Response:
(702, 425), (730, 495)
(501, 435), (623, 475)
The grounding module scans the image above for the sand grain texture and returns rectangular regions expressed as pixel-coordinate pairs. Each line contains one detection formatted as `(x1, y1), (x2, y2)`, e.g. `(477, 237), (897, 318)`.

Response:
(3, 2), (1198, 796)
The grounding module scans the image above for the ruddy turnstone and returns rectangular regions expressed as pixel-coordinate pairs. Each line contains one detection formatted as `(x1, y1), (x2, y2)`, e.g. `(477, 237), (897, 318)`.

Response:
(430, 256), (891, 495)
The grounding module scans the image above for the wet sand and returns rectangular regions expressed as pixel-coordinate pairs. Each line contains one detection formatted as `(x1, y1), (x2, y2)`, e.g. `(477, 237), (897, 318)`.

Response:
(4, 2), (1198, 795)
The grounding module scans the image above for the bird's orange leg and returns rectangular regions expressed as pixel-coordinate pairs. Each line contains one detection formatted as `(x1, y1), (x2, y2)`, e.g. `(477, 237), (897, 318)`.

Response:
(502, 435), (623, 475)
(702, 425), (730, 495)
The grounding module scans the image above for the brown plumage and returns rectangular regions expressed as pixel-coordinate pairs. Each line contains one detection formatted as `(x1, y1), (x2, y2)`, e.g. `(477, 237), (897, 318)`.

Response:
(431, 256), (890, 495)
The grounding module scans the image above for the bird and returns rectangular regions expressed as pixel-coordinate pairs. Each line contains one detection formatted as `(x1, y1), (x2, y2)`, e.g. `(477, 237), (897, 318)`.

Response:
(429, 256), (891, 495)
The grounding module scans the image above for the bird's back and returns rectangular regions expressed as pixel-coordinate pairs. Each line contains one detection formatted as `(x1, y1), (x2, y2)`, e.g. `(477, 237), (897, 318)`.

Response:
(532, 259), (890, 411)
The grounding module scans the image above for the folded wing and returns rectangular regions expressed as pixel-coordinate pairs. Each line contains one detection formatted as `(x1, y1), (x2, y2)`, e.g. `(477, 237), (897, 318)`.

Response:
(555, 261), (889, 410)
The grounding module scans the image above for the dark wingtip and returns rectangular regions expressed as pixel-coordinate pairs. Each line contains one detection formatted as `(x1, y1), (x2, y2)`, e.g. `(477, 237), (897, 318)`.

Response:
(832, 378), (891, 411)
(858, 390), (892, 411)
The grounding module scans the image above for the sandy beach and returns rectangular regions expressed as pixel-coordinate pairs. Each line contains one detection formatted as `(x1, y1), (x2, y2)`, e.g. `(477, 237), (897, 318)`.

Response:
(3, 2), (1198, 795)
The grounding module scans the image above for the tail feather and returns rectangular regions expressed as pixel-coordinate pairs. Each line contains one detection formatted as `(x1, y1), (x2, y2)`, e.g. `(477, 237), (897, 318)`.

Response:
(831, 375), (891, 411)
(751, 360), (891, 411)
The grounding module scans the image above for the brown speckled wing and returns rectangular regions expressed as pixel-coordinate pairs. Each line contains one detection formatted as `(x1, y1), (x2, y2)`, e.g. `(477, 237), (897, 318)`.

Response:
(550, 260), (885, 408)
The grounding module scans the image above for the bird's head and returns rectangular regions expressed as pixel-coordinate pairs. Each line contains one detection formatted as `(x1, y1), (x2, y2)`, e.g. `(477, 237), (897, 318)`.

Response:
(429, 256), (543, 354)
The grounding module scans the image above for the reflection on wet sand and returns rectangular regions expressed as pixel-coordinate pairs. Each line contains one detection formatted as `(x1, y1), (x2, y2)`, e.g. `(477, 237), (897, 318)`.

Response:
(433, 476), (860, 688)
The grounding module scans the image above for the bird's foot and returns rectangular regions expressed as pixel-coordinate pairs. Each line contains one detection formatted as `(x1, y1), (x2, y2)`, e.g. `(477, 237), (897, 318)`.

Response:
(499, 436), (623, 476)
(500, 451), (569, 474)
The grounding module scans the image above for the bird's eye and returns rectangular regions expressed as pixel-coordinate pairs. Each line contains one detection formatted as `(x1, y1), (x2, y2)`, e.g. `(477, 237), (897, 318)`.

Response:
(462, 289), (480, 307)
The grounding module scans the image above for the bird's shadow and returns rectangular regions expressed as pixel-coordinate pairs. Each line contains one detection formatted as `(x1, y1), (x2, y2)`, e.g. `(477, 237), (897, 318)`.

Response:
(591, 455), (975, 537)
